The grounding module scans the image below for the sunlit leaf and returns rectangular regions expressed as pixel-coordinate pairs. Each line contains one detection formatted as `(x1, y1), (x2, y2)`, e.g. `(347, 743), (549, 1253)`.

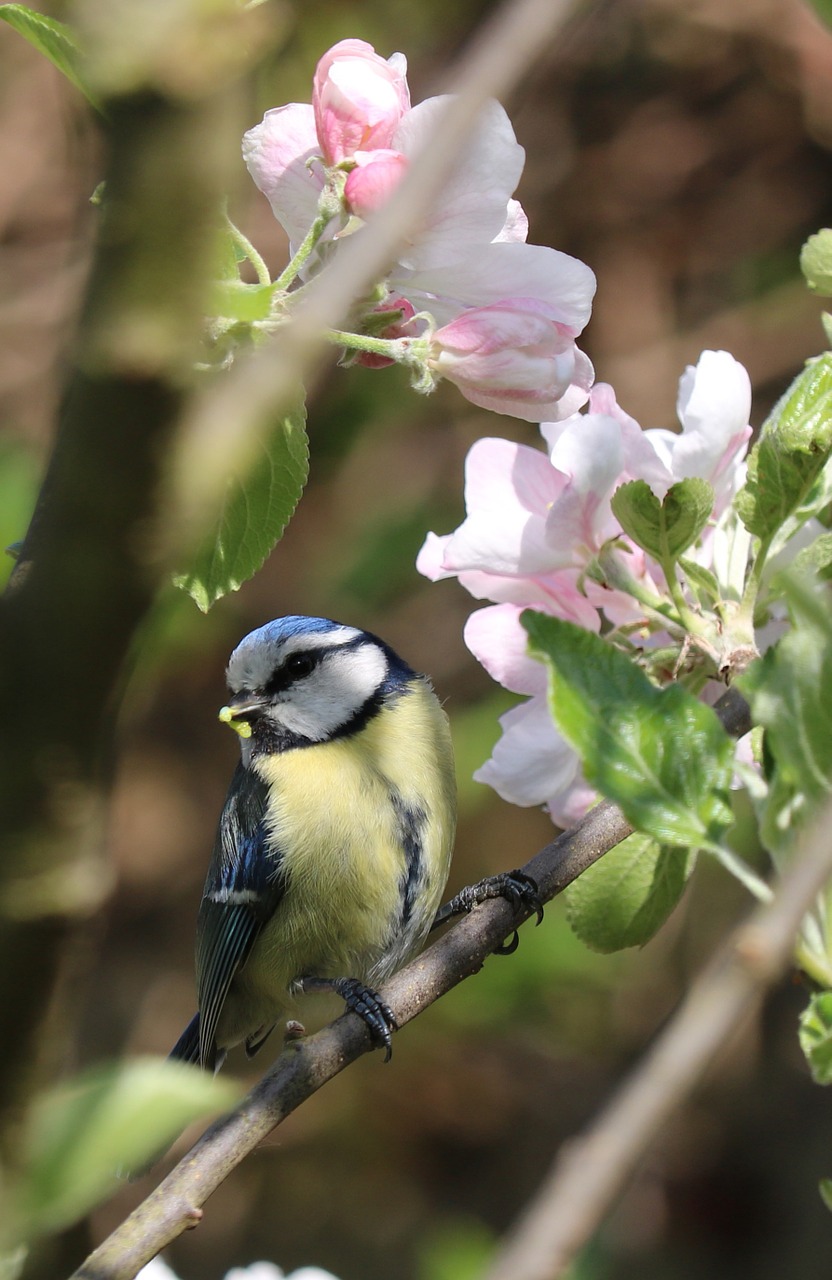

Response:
(174, 397), (308, 611)
(0, 5), (97, 106)
(565, 833), (696, 953)
(736, 354), (832, 540)
(522, 611), (735, 849)
(611, 478), (714, 562)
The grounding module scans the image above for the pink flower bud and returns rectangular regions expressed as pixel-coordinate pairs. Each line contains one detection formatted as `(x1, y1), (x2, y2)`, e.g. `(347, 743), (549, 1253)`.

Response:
(429, 299), (593, 421)
(313, 39), (410, 166)
(344, 149), (409, 217)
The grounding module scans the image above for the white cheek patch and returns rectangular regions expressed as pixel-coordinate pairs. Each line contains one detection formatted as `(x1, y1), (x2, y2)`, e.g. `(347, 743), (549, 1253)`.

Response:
(273, 643), (388, 740)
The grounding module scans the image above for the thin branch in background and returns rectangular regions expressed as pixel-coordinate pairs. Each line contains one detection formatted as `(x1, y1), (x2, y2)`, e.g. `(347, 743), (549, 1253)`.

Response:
(481, 802), (832, 1280)
(69, 690), (751, 1280)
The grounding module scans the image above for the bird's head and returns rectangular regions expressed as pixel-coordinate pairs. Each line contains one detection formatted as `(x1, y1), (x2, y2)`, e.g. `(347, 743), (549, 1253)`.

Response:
(219, 615), (414, 752)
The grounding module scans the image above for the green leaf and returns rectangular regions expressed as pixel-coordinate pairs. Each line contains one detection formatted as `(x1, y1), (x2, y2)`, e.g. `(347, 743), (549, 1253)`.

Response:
(565, 833), (696, 953)
(174, 398), (309, 611)
(799, 992), (832, 1084)
(738, 576), (832, 855)
(736, 354), (832, 540)
(16, 1059), (239, 1240)
(801, 230), (832, 295)
(522, 610), (735, 848)
(0, 5), (97, 107)
(820, 1178), (832, 1213)
(611, 478), (714, 562)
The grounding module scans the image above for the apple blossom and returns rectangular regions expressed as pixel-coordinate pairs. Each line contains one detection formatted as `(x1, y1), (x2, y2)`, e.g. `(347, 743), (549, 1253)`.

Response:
(241, 38), (596, 421)
(419, 350), (753, 823)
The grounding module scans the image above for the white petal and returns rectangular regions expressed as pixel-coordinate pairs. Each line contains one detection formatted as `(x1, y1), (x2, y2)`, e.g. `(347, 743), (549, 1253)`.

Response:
(242, 104), (323, 246)
(392, 97), (525, 269)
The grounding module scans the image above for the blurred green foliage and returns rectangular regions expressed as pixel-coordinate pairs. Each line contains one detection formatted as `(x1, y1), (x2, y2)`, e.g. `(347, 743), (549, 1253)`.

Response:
(0, 442), (38, 592)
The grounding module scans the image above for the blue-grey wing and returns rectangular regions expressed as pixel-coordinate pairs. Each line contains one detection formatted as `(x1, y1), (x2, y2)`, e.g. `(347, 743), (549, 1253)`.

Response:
(195, 761), (286, 1068)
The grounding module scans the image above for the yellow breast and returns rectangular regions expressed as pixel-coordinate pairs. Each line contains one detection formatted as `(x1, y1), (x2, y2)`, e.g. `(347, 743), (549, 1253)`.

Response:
(245, 679), (456, 1000)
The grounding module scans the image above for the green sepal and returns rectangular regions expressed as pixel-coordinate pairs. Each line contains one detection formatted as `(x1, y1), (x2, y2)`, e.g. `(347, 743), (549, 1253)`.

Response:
(679, 556), (720, 606)
(611, 478), (714, 562)
(522, 610), (735, 849)
(735, 354), (832, 540)
(174, 397), (308, 612)
(565, 832), (696, 953)
(0, 5), (98, 108)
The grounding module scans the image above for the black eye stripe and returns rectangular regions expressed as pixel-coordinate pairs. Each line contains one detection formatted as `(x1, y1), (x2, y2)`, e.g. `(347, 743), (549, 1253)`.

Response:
(263, 649), (320, 695)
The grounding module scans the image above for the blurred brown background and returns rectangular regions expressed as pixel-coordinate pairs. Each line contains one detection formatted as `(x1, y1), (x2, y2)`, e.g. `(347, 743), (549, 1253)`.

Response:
(3, 0), (832, 1277)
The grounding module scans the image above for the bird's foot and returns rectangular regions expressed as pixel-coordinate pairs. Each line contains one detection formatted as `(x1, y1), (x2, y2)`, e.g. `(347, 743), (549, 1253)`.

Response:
(299, 975), (398, 1061)
(433, 869), (544, 954)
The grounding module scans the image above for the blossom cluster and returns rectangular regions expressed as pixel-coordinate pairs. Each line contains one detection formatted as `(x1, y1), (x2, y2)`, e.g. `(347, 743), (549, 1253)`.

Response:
(418, 350), (753, 826)
(242, 38), (596, 421)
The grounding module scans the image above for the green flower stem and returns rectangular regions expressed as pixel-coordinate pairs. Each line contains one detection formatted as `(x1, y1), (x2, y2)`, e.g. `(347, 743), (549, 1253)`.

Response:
(734, 533), (774, 640)
(225, 216), (271, 286)
(599, 547), (716, 657)
(706, 843), (773, 903)
(325, 328), (427, 363)
(659, 554), (718, 650)
(274, 210), (335, 292)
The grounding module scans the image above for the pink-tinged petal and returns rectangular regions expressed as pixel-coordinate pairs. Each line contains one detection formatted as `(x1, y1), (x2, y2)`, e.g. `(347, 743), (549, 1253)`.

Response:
(344, 149), (408, 217)
(474, 697), (583, 810)
(392, 97), (526, 269)
(243, 104), (325, 246)
(313, 40), (410, 164)
(464, 604), (548, 695)
(494, 198), (529, 243)
(429, 301), (594, 423)
(465, 435), (562, 518)
(546, 392), (671, 490)
(546, 775), (598, 829)
(541, 416), (630, 557)
(401, 241), (596, 331)
(442, 437), (563, 576)
(415, 531), (456, 580)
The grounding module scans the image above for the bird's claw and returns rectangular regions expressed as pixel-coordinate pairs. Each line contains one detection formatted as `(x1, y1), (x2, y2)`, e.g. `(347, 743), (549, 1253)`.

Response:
(334, 977), (398, 1062)
(436, 869), (544, 957)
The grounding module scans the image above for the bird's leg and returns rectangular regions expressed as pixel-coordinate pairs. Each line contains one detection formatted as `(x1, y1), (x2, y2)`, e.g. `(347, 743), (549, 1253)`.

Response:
(432, 870), (544, 954)
(298, 975), (398, 1062)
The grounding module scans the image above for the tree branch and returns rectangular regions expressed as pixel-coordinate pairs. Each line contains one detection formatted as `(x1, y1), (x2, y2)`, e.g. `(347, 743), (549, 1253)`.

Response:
(71, 690), (751, 1280)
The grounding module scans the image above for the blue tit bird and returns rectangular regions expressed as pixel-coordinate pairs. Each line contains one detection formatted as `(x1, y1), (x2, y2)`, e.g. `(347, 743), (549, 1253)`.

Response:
(169, 615), (457, 1070)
